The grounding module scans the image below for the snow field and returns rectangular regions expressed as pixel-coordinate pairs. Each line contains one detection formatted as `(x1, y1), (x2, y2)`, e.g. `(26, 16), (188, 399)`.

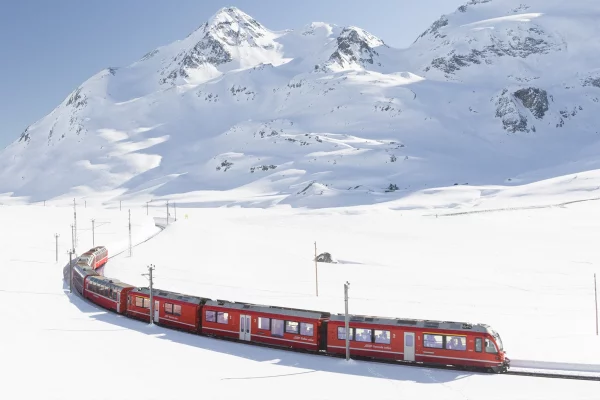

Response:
(1, 198), (599, 399)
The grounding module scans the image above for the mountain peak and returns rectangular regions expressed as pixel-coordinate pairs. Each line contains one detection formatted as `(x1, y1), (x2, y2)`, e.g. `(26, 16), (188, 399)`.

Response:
(207, 6), (263, 31)
(323, 26), (386, 71)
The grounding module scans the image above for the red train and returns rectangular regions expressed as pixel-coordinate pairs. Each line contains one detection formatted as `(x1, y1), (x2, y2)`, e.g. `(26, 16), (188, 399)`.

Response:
(70, 247), (509, 373)
(75, 246), (108, 270)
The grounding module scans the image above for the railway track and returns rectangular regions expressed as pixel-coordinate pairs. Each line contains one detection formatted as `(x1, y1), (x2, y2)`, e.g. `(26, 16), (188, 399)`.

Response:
(505, 370), (600, 381)
(64, 219), (600, 382)
(106, 218), (166, 261)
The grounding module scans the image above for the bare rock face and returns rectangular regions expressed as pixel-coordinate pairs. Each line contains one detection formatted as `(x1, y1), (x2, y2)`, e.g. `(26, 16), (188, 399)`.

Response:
(494, 87), (549, 133)
(514, 87), (549, 119)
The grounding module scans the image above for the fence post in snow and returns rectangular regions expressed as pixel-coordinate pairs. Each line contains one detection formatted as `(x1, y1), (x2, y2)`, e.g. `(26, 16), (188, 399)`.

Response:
(70, 224), (75, 253)
(54, 233), (59, 263)
(314, 241), (319, 297)
(73, 198), (77, 247)
(174, 202), (177, 222)
(68, 249), (73, 293)
(91, 219), (95, 247)
(344, 281), (350, 361)
(143, 265), (156, 325)
(128, 210), (132, 257)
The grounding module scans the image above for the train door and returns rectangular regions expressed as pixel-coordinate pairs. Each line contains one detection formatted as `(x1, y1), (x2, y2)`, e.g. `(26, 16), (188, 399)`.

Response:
(239, 315), (251, 341)
(404, 332), (415, 361)
(154, 300), (160, 323)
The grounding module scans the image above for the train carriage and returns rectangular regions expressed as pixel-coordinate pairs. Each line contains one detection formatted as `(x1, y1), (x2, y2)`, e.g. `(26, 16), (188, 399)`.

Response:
(71, 264), (99, 296)
(327, 314), (508, 372)
(126, 288), (209, 332)
(76, 246), (108, 270)
(85, 276), (134, 314)
(201, 300), (330, 351)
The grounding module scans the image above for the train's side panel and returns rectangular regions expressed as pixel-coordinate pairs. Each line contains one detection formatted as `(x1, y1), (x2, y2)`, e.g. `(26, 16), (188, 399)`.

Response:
(327, 321), (405, 360)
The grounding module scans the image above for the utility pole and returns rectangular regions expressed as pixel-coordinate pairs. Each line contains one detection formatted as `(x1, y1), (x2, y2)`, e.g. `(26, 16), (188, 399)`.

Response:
(73, 198), (77, 247)
(54, 233), (59, 263)
(595, 273), (598, 336)
(146, 201), (150, 216)
(68, 249), (74, 293)
(314, 241), (319, 297)
(91, 219), (95, 247)
(128, 210), (132, 257)
(174, 202), (177, 221)
(344, 281), (350, 361)
(142, 265), (155, 325)
(166, 201), (169, 225)
(70, 224), (75, 253)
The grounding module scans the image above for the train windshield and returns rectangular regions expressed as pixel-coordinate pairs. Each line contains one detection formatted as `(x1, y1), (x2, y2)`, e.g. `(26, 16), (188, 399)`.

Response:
(492, 331), (504, 351)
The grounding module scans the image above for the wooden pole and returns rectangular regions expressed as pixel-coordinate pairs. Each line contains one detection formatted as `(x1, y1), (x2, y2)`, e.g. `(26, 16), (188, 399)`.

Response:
(314, 241), (318, 297)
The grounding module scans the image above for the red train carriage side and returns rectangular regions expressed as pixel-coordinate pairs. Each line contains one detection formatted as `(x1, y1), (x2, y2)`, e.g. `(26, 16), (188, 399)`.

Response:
(201, 300), (330, 351)
(71, 264), (99, 296)
(85, 276), (134, 314)
(89, 246), (108, 269)
(126, 288), (210, 333)
(327, 314), (508, 372)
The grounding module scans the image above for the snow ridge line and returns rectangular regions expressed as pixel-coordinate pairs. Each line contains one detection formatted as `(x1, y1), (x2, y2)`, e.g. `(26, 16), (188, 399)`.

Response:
(424, 196), (600, 218)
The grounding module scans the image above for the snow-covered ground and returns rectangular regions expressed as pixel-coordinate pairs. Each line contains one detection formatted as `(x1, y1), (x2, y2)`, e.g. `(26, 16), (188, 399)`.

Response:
(1, 176), (599, 399)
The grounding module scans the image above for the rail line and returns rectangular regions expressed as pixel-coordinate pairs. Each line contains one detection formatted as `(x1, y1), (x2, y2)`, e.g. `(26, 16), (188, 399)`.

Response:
(63, 219), (600, 382)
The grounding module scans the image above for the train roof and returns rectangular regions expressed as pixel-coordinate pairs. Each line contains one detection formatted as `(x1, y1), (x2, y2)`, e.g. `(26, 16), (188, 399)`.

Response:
(72, 264), (98, 277)
(88, 275), (134, 289)
(206, 299), (330, 320)
(131, 287), (210, 305)
(328, 313), (490, 333)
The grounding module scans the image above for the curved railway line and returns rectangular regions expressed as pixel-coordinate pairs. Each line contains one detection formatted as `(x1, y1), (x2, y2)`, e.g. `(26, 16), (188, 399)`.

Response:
(64, 218), (600, 382)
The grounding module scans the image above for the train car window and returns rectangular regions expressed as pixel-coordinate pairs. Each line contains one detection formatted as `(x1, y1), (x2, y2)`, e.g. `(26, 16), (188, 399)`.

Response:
(173, 305), (182, 316)
(445, 336), (466, 351)
(128, 296), (131, 305)
(300, 322), (314, 337)
(285, 321), (299, 334)
(271, 319), (284, 337)
(337, 327), (354, 341)
(165, 303), (173, 314)
(217, 312), (229, 324)
(475, 338), (482, 352)
(374, 330), (391, 344)
(485, 338), (498, 354)
(423, 334), (443, 349)
(406, 334), (414, 347)
(205, 310), (216, 322)
(258, 317), (270, 330)
(111, 290), (117, 301)
(143, 297), (150, 309)
(355, 328), (372, 343)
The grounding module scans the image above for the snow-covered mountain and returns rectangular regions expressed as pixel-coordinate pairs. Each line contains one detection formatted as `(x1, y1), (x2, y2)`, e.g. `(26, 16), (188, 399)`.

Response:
(3, 1), (600, 207)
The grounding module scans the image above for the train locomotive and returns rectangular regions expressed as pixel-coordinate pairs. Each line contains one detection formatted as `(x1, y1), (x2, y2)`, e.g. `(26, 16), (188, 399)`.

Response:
(75, 246), (108, 270)
(69, 246), (510, 373)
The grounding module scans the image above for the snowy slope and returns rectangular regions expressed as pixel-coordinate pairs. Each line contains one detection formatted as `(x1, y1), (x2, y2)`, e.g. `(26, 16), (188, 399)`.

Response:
(2, 2), (600, 208)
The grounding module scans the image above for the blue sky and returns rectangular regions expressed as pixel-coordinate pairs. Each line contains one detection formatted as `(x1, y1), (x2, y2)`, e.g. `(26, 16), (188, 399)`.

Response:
(0, 0), (463, 149)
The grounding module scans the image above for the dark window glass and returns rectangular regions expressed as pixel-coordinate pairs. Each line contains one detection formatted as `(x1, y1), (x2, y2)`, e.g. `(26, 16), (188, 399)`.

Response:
(205, 310), (216, 322)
